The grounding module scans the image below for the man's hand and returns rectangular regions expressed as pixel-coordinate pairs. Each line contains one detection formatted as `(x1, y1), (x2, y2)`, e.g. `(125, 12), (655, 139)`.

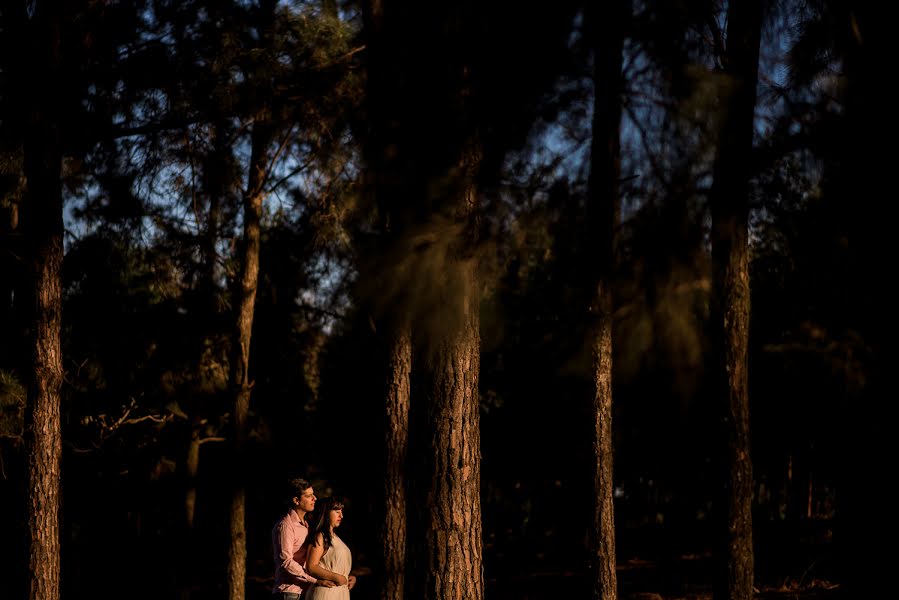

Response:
(316, 580), (337, 588)
(335, 574), (348, 586)
(347, 575), (357, 590)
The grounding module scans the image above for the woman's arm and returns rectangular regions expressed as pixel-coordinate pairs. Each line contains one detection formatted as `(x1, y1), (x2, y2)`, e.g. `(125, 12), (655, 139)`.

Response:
(306, 533), (349, 586)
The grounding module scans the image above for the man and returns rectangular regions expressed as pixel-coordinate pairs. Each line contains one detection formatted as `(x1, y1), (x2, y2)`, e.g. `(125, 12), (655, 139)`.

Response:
(272, 478), (347, 598)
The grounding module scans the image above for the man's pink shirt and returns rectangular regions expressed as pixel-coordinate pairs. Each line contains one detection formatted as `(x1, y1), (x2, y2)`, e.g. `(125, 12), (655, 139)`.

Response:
(272, 509), (318, 594)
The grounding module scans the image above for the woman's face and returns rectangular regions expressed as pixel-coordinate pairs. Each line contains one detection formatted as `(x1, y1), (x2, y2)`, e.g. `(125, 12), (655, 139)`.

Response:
(329, 506), (344, 529)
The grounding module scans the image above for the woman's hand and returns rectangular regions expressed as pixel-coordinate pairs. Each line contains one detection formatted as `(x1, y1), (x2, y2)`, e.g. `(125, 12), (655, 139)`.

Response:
(347, 575), (357, 590)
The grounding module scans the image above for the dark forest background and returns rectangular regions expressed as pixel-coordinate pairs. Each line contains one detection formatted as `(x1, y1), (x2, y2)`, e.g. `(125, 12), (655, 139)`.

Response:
(1, 1), (895, 599)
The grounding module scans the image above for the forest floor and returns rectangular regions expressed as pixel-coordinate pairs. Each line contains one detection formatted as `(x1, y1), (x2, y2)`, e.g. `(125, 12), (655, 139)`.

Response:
(249, 556), (842, 600)
(247, 519), (842, 600)
(480, 555), (844, 600)
(477, 516), (843, 600)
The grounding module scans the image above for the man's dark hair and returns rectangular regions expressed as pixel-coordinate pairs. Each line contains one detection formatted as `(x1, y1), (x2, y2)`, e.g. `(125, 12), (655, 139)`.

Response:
(285, 478), (312, 505)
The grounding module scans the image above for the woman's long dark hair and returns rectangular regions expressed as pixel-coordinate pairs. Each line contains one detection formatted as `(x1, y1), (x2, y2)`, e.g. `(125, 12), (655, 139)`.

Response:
(306, 496), (345, 550)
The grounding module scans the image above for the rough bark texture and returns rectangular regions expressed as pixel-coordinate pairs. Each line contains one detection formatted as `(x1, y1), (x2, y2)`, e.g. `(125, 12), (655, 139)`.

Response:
(21, 2), (64, 600)
(226, 118), (272, 600)
(423, 254), (483, 600)
(381, 324), (411, 600)
(591, 312), (617, 600)
(362, 2), (484, 597)
(361, 3), (414, 597)
(24, 183), (63, 600)
(708, 1), (761, 599)
(585, 2), (626, 597)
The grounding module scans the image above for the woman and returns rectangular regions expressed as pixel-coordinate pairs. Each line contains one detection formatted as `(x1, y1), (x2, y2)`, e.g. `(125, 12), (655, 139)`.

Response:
(305, 496), (357, 599)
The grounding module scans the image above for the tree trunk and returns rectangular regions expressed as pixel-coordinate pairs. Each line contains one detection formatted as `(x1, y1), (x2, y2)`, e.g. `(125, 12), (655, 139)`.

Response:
(23, 151), (64, 600)
(20, 2), (64, 600)
(420, 157), (483, 599)
(423, 253), (483, 600)
(381, 324), (411, 600)
(364, 3), (484, 597)
(361, 4), (414, 597)
(585, 1), (627, 597)
(226, 118), (272, 600)
(708, 2), (762, 599)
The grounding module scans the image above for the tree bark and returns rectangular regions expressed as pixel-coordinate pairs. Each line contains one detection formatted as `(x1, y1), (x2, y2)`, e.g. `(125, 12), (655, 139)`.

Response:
(585, 2), (627, 597)
(226, 117), (273, 600)
(708, 2), (762, 599)
(420, 159), (483, 599)
(381, 324), (411, 600)
(423, 254), (483, 600)
(23, 153), (64, 600)
(361, 3), (414, 597)
(21, 2), (64, 599)
(364, 3), (484, 597)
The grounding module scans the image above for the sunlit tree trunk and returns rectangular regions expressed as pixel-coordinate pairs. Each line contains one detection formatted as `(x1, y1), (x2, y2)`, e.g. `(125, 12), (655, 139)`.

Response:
(708, 1), (762, 599)
(366, 3), (485, 597)
(226, 116), (273, 600)
(20, 3), (64, 600)
(361, 2), (414, 597)
(224, 2), (279, 596)
(585, 1), (627, 597)
(381, 324), (411, 600)
(422, 171), (483, 599)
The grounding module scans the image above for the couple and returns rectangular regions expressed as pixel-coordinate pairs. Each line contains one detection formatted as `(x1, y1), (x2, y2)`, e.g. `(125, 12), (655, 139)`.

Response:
(272, 478), (357, 600)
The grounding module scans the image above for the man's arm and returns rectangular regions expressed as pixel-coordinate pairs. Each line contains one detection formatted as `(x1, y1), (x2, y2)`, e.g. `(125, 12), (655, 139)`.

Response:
(275, 522), (317, 585)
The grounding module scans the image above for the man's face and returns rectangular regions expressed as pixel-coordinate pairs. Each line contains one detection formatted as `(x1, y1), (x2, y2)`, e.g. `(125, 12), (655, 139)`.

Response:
(296, 487), (316, 513)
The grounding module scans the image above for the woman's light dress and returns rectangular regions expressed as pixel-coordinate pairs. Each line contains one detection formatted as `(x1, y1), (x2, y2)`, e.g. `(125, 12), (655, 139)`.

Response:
(306, 534), (352, 600)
